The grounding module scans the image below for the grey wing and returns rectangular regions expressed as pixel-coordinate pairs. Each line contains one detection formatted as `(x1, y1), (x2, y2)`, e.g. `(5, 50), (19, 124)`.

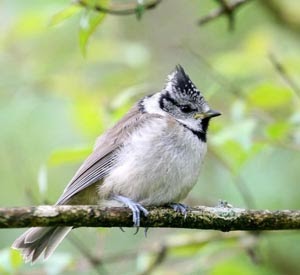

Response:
(55, 104), (161, 205)
(55, 151), (118, 205)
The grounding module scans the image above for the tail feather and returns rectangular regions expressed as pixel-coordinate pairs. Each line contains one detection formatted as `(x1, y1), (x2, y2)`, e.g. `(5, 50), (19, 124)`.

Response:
(44, 227), (72, 260)
(12, 226), (72, 263)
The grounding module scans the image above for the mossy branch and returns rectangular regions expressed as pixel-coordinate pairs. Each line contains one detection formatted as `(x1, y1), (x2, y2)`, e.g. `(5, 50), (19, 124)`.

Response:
(1, 205), (300, 231)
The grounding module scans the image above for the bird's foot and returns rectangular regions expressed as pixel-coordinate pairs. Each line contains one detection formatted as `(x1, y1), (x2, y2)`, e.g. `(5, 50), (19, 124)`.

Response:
(113, 195), (149, 228)
(170, 203), (189, 218)
(217, 200), (233, 208)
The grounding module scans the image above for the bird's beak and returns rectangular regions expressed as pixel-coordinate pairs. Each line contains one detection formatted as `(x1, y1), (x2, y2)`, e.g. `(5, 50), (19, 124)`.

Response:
(194, 109), (221, 119)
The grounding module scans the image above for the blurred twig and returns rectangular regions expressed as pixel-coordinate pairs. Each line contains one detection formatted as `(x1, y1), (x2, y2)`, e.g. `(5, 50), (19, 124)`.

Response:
(68, 235), (105, 275)
(198, 0), (253, 27)
(269, 53), (300, 99)
(25, 187), (40, 205)
(215, 0), (235, 30)
(253, 138), (300, 152)
(259, 0), (300, 35)
(209, 149), (263, 264)
(138, 245), (167, 275)
(103, 232), (248, 271)
(185, 46), (243, 97)
(2, 205), (300, 230)
(75, 0), (162, 16)
(209, 149), (256, 209)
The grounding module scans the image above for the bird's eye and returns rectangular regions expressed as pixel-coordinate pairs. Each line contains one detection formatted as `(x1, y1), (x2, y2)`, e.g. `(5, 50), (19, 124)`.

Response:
(179, 105), (194, 113)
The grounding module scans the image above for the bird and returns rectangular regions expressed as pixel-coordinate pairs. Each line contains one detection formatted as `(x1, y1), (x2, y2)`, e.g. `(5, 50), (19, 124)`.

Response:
(12, 65), (221, 263)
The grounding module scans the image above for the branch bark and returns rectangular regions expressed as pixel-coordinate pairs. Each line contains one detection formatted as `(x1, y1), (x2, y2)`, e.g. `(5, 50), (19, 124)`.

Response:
(198, 0), (253, 26)
(1, 205), (300, 231)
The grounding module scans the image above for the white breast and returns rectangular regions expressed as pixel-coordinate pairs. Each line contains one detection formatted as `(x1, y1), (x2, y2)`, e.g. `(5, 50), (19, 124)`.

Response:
(99, 116), (207, 206)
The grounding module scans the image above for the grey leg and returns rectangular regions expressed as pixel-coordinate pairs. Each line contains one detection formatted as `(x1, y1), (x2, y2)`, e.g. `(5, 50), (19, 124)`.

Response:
(170, 203), (189, 218)
(113, 195), (149, 227)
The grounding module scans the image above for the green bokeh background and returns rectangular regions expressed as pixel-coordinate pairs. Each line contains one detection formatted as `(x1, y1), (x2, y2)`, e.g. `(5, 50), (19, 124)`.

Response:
(0, 0), (300, 274)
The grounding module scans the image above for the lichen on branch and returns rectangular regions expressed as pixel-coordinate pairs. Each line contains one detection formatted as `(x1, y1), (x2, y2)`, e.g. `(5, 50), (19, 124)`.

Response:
(0, 205), (300, 231)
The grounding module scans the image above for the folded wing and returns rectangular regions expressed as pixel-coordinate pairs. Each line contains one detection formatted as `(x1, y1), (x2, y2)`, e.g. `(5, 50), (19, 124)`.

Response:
(56, 104), (162, 205)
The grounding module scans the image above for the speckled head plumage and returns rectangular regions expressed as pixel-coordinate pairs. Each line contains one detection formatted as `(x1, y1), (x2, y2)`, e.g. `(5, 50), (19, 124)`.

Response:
(157, 65), (220, 135)
(163, 65), (207, 106)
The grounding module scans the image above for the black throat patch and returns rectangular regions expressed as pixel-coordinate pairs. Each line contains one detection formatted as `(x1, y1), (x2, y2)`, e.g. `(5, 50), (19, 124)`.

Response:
(182, 124), (207, 142)
(159, 92), (209, 142)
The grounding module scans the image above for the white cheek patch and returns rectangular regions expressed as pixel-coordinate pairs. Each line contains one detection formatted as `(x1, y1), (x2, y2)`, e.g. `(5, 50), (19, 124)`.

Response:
(143, 93), (167, 117)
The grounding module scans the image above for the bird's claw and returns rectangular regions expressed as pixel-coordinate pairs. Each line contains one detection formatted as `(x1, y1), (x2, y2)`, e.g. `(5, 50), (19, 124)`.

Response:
(217, 200), (233, 208)
(170, 203), (189, 218)
(113, 195), (149, 228)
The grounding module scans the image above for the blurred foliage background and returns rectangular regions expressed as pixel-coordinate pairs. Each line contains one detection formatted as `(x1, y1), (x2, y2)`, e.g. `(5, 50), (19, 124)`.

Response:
(1, 0), (300, 274)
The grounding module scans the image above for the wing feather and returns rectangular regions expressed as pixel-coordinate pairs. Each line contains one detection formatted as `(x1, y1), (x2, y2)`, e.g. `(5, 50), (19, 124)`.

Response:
(56, 104), (162, 205)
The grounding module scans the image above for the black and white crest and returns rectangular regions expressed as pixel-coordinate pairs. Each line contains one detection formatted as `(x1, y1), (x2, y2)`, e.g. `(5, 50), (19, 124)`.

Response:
(139, 64), (216, 137)
(165, 65), (203, 101)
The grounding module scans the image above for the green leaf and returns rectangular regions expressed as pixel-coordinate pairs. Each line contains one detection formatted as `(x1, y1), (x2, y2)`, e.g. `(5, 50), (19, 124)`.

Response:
(10, 249), (22, 270)
(0, 249), (22, 274)
(169, 242), (209, 257)
(248, 83), (293, 110)
(79, 10), (106, 56)
(135, 4), (145, 20)
(49, 5), (81, 26)
(48, 146), (92, 166)
(165, 233), (236, 257)
(218, 141), (264, 174)
(212, 119), (256, 150)
(265, 122), (290, 140)
(211, 254), (278, 275)
(71, 94), (106, 136)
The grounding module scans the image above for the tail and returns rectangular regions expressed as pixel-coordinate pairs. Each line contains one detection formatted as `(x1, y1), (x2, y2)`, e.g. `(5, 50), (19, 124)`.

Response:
(11, 226), (72, 263)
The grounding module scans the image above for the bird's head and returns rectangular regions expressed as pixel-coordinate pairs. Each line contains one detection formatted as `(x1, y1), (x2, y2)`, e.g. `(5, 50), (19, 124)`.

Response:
(159, 65), (221, 134)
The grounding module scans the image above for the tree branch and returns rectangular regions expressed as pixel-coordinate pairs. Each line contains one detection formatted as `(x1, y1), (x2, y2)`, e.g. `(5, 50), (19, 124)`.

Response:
(259, 0), (300, 35)
(1, 205), (300, 231)
(198, 0), (253, 26)
(269, 52), (300, 99)
(75, 0), (162, 16)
